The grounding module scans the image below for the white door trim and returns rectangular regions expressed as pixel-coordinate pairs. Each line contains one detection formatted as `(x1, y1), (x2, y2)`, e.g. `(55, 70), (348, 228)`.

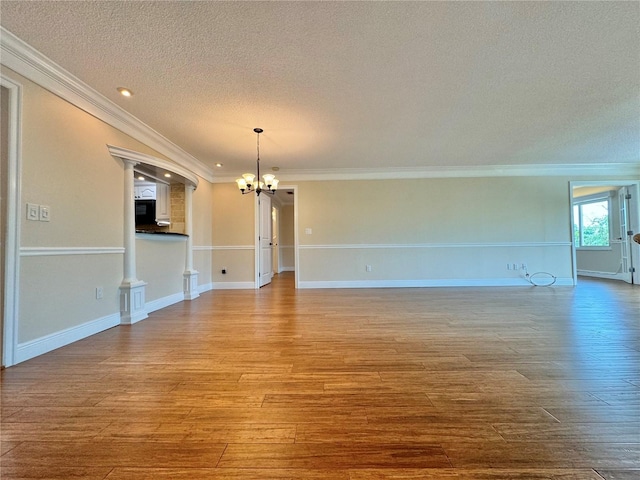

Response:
(1, 75), (23, 367)
(278, 185), (299, 289)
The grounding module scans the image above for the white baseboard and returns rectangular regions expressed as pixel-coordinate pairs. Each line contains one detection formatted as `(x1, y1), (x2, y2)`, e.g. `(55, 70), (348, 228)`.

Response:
(198, 282), (214, 293)
(577, 269), (624, 281)
(298, 277), (574, 289)
(280, 267), (295, 272)
(15, 312), (120, 364)
(145, 292), (185, 314)
(211, 281), (256, 290)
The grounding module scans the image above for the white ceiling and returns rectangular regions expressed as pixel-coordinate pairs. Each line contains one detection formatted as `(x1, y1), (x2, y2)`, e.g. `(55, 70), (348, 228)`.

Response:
(1, 1), (638, 180)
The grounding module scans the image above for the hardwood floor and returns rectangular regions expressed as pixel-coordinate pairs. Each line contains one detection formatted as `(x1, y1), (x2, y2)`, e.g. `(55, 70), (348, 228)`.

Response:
(1, 273), (638, 479)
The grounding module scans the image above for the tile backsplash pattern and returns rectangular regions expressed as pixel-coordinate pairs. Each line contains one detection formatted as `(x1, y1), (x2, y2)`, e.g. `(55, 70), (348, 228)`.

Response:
(170, 183), (185, 234)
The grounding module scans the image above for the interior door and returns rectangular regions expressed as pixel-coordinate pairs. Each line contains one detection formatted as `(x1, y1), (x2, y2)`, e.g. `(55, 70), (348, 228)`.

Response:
(259, 195), (272, 287)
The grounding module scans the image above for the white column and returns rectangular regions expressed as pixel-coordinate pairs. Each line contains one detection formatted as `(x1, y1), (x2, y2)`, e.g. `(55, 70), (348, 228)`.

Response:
(122, 160), (137, 283)
(183, 184), (199, 300)
(120, 159), (148, 324)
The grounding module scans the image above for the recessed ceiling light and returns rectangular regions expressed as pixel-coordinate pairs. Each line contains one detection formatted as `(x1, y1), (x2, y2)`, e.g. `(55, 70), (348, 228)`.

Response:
(272, 167), (280, 171)
(164, 173), (171, 178)
(215, 163), (223, 168)
(117, 87), (133, 97)
(137, 175), (145, 181)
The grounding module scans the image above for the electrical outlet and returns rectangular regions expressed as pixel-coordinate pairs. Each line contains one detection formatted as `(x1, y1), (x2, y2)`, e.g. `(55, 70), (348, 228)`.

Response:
(366, 265), (372, 272)
(221, 268), (227, 274)
(27, 203), (39, 221)
(506, 263), (512, 270)
(521, 263), (527, 271)
(512, 263), (519, 270)
(95, 287), (103, 299)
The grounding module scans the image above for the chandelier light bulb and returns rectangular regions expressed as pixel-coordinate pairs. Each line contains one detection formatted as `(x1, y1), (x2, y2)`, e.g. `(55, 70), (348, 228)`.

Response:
(236, 178), (247, 192)
(242, 173), (255, 186)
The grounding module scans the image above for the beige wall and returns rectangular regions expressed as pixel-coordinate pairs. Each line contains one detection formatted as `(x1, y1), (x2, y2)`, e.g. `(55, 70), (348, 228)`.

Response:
(298, 177), (571, 245)
(279, 204), (295, 271)
(19, 255), (122, 342)
(136, 238), (186, 302)
(293, 177), (573, 284)
(211, 183), (255, 284)
(192, 180), (214, 286)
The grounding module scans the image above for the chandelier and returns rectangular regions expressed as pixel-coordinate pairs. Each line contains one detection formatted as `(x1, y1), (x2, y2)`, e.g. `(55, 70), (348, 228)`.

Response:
(236, 128), (279, 196)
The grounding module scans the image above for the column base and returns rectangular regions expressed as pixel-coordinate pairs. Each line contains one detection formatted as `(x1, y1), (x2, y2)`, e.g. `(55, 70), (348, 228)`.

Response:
(184, 270), (200, 300)
(120, 280), (148, 324)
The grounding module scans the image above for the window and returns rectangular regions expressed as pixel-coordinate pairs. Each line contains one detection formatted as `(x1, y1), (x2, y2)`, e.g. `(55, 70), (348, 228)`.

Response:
(573, 194), (610, 248)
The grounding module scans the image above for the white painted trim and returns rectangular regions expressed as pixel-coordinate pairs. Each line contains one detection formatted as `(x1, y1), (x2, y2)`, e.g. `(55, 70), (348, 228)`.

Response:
(198, 282), (214, 293)
(14, 313), (120, 364)
(577, 270), (625, 281)
(280, 267), (295, 272)
(183, 271), (200, 301)
(213, 163), (640, 183)
(0, 27), (214, 182)
(275, 184), (300, 289)
(145, 292), (185, 314)
(107, 145), (199, 188)
(211, 282), (256, 290)
(298, 278), (575, 289)
(1, 75), (22, 368)
(299, 242), (572, 250)
(20, 247), (124, 256)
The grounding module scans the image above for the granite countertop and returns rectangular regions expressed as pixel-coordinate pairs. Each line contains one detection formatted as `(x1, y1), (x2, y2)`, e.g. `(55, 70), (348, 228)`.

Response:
(135, 230), (188, 237)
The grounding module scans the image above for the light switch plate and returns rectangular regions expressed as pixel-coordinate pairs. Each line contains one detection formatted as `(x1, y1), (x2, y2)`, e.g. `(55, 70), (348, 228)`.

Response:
(27, 203), (39, 221)
(39, 205), (50, 222)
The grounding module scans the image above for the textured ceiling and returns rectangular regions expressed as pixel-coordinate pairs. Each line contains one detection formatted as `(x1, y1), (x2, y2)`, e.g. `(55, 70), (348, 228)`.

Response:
(1, 1), (638, 180)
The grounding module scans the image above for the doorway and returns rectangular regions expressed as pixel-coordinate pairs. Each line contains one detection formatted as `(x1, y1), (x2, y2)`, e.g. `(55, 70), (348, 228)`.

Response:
(571, 181), (640, 285)
(256, 186), (297, 289)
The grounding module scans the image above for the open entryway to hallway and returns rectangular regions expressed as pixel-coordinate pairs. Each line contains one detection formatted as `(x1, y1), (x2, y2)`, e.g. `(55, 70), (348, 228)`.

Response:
(258, 186), (297, 289)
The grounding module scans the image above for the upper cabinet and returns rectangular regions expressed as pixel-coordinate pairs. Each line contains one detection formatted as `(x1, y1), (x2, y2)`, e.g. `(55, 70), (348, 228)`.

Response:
(134, 182), (156, 200)
(155, 183), (171, 224)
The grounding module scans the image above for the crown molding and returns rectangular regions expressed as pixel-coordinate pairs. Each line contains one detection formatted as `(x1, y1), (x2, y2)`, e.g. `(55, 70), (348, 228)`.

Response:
(0, 27), (215, 183)
(212, 162), (639, 183)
